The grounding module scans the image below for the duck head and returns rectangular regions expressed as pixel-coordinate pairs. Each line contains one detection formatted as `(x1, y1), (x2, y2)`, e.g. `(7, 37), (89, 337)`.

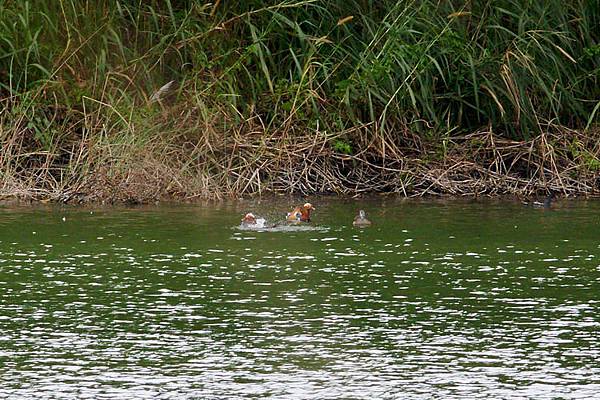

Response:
(543, 191), (555, 208)
(353, 209), (372, 226)
(241, 213), (257, 225)
(300, 203), (315, 222)
(286, 202), (315, 222)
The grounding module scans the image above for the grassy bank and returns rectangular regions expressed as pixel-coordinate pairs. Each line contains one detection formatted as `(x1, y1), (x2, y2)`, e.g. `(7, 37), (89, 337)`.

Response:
(1, 0), (599, 202)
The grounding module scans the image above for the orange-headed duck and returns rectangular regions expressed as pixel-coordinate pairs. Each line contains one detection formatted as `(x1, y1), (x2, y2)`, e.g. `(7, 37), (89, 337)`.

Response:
(286, 202), (315, 222)
(353, 210), (372, 227)
(241, 213), (267, 228)
(241, 213), (257, 225)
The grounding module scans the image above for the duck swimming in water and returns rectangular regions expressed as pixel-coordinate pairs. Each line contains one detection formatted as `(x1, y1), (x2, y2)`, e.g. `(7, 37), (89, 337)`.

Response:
(286, 203), (315, 222)
(240, 213), (267, 228)
(523, 192), (555, 209)
(353, 209), (372, 227)
(534, 192), (554, 209)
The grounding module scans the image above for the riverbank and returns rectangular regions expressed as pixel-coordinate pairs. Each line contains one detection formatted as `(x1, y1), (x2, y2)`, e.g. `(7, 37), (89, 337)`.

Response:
(1, 124), (599, 204)
(1, 1), (598, 203)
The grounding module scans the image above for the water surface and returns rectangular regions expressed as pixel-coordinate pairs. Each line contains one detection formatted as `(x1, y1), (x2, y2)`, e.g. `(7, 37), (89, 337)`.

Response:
(1, 198), (600, 399)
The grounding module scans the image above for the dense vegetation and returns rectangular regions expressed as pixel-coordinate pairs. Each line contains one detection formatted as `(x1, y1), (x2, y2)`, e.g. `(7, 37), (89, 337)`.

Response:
(1, 0), (599, 202)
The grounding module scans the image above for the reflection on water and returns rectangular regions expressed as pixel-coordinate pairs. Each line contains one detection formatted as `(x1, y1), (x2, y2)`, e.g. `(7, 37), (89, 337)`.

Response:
(1, 199), (600, 399)
(237, 223), (329, 233)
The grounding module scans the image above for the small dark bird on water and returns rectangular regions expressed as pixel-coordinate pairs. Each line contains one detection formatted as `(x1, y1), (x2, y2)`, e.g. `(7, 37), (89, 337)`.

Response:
(523, 192), (555, 209)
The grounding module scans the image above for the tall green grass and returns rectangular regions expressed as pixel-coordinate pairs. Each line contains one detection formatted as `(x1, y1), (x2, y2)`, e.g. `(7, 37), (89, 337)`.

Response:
(0, 0), (598, 199)
(2, 0), (598, 134)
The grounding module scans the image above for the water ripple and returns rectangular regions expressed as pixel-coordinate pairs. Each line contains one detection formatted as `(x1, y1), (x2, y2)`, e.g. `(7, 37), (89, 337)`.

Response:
(1, 202), (600, 399)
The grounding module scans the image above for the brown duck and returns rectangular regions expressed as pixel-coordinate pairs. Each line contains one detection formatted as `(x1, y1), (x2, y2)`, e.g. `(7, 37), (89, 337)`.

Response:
(353, 210), (372, 227)
(286, 203), (315, 222)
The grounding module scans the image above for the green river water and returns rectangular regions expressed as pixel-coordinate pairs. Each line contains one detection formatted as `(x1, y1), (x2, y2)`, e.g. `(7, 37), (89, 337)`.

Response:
(1, 197), (599, 399)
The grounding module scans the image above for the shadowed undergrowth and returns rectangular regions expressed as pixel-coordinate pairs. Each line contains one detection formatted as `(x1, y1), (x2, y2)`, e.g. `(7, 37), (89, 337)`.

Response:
(0, 0), (599, 202)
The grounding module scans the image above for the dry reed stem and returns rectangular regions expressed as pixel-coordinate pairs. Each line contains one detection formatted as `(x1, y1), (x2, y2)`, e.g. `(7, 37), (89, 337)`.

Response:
(1, 103), (599, 203)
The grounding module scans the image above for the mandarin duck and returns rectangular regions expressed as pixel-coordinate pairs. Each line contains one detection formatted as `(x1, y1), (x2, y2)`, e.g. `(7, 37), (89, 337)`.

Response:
(286, 202), (315, 222)
(241, 213), (266, 228)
